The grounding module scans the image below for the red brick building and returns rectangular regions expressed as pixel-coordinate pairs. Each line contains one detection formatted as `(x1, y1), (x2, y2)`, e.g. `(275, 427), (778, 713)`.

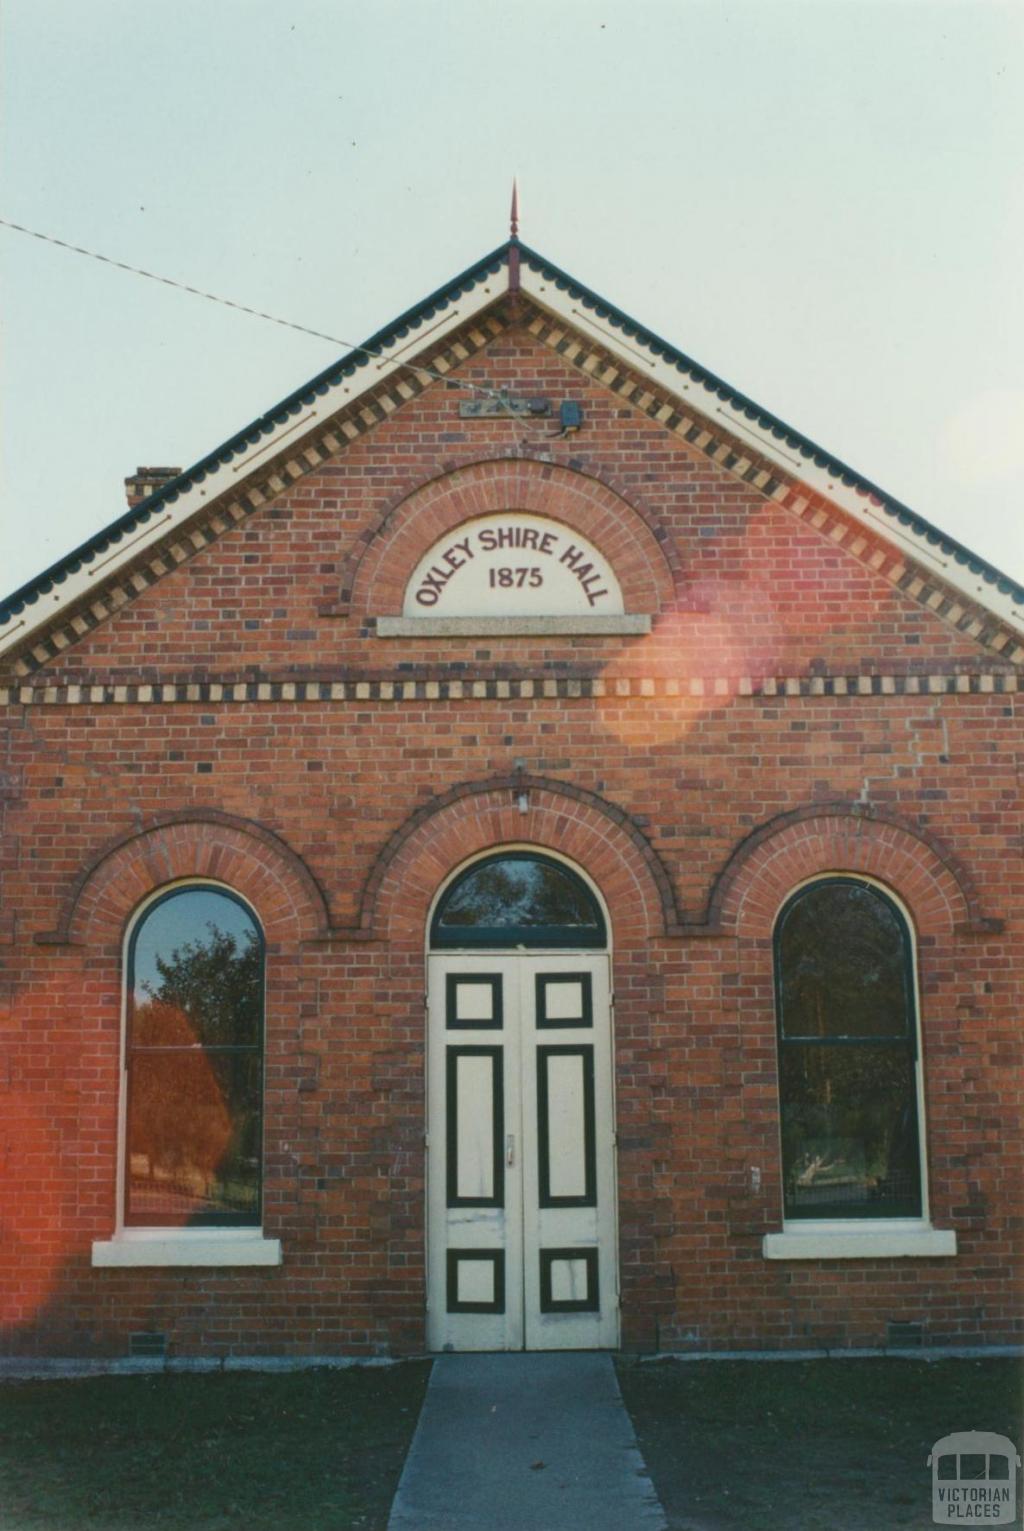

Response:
(1, 239), (1021, 1360)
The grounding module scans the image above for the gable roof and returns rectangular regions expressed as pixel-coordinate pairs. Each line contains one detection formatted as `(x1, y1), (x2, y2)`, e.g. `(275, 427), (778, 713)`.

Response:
(2, 239), (1023, 664)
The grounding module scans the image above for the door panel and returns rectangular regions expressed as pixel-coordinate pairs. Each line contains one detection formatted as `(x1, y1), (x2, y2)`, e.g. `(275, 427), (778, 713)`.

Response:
(427, 952), (617, 1351)
(429, 958), (521, 1352)
(521, 955), (617, 1351)
(536, 1046), (596, 1204)
(446, 1047), (504, 1205)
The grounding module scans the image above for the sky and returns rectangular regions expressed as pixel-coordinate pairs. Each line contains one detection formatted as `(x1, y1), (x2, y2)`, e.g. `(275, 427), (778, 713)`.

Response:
(2, 0), (1022, 600)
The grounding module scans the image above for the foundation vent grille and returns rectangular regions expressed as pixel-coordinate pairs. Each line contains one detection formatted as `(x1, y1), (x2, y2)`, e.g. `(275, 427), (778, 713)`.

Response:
(129, 1331), (167, 1359)
(886, 1321), (924, 1349)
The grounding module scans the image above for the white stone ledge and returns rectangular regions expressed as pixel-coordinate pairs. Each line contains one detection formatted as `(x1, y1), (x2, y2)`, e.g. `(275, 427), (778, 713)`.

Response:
(92, 1231), (282, 1268)
(375, 615), (652, 637)
(631, 1344), (1023, 1364)
(0, 1355), (404, 1379)
(763, 1226), (957, 1260)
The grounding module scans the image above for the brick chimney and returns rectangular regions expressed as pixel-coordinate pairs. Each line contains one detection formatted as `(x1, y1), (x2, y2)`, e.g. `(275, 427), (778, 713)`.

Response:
(125, 466), (182, 508)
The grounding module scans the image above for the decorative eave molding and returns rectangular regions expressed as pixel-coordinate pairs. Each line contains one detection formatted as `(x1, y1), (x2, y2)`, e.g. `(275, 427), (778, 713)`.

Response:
(2, 309), (510, 678)
(2, 239), (1023, 673)
(515, 248), (1024, 636)
(0, 251), (511, 667)
(517, 301), (1024, 666)
(1, 669), (1017, 708)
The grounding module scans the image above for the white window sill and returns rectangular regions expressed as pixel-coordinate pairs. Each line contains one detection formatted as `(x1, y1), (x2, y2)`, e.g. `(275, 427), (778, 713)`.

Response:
(375, 615), (651, 638)
(763, 1223), (957, 1260)
(92, 1231), (282, 1268)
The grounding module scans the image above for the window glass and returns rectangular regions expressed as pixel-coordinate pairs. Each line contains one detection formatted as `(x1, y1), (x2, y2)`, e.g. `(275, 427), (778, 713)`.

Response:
(126, 887), (263, 1226)
(432, 854), (605, 948)
(779, 1045), (920, 1216)
(775, 880), (922, 1220)
(776, 880), (910, 1038)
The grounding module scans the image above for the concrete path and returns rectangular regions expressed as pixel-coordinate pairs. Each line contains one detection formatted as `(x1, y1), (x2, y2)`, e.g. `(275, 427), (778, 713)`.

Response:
(387, 1352), (667, 1530)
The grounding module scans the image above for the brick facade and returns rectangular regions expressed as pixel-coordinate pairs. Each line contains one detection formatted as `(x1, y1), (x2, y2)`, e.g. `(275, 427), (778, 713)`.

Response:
(1, 278), (1020, 1359)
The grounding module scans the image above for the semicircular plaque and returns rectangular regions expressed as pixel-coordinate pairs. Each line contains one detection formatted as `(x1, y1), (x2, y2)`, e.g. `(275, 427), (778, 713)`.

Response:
(402, 513), (625, 617)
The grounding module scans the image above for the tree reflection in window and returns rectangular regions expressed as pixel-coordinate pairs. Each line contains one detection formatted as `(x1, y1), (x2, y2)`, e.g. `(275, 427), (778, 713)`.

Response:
(125, 887), (263, 1226)
(774, 879), (922, 1219)
(432, 854), (605, 948)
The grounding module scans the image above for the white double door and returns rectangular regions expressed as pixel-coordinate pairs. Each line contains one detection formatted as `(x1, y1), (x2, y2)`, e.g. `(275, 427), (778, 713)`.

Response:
(427, 953), (618, 1351)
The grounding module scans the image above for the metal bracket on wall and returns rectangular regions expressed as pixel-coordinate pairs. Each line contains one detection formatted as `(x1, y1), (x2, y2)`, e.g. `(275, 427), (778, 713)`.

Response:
(459, 396), (550, 418)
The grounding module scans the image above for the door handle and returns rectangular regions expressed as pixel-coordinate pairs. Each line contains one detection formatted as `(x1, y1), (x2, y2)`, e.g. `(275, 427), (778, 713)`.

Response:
(506, 1134), (515, 1167)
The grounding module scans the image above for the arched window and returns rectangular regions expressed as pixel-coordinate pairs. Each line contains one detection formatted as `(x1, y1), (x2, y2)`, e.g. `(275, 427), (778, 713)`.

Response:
(774, 878), (923, 1220)
(431, 852), (606, 949)
(124, 885), (264, 1227)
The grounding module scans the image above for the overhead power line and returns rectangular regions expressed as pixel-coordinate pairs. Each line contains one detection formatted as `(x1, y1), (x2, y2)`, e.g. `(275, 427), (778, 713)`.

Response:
(0, 216), (535, 426)
(0, 216), (364, 349)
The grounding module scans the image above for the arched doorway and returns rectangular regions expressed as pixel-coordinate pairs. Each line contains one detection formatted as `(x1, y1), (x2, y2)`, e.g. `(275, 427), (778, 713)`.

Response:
(425, 850), (619, 1351)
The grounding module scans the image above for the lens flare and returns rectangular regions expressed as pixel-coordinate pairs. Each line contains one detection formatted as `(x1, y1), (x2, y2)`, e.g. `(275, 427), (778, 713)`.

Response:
(0, 1091), (64, 1326)
(597, 575), (787, 749)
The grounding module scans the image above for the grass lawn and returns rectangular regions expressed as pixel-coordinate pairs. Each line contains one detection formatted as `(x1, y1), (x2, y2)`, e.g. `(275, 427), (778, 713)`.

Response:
(0, 1361), (430, 1531)
(617, 1356), (1023, 1531)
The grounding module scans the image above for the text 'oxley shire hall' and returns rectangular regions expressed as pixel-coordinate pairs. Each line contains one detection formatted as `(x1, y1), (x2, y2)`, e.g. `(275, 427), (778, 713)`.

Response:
(0, 236), (1021, 1362)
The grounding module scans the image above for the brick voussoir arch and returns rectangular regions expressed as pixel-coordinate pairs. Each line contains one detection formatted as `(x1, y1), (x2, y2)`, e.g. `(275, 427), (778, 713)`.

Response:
(709, 804), (998, 941)
(342, 454), (679, 620)
(39, 809), (332, 948)
(363, 774), (681, 945)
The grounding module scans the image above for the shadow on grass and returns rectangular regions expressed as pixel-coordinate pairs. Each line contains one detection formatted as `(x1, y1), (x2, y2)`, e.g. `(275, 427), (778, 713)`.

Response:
(0, 1362), (431, 1531)
(616, 1357), (1023, 1531)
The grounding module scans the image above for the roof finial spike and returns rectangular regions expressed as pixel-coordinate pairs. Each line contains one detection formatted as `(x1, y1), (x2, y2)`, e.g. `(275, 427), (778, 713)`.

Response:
(510, 178), (519, 240)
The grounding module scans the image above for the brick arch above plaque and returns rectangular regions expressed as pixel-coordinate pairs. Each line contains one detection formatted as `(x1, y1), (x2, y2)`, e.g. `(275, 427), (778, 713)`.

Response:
(403, 513), (625, 618)
(364, 458), (668, 638)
